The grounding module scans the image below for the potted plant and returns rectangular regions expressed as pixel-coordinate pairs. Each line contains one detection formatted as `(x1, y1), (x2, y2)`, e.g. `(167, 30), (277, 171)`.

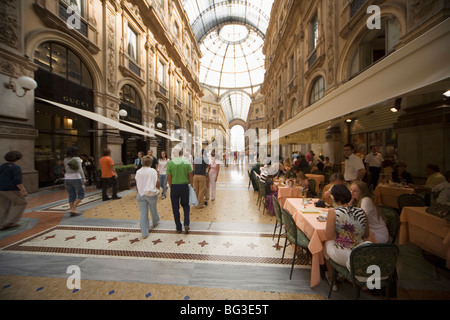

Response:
(95, 164), (135, 190)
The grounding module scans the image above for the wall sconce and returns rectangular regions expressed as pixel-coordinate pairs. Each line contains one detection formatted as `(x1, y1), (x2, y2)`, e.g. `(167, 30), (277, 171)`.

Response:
(156, 122), (163, 129)
(4, 76), (38, 97)
(118, 109), (128, 119)
(346, 118), (353, 123)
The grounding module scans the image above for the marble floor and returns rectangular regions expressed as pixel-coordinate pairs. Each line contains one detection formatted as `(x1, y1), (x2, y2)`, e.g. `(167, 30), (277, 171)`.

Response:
(0, 165), (449, 302)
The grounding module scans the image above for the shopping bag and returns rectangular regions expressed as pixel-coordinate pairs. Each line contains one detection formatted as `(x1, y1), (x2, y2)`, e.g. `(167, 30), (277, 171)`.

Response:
(189, 184), (198, 207)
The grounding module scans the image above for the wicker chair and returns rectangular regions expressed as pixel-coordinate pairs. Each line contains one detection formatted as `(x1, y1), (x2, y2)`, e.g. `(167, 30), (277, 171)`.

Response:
(328, 243), (400, 300)
(281, 208), (311, 279)
(307, 179), (317, 198)
(272, 195), (284, 247)
(380, 206), (400, 244)
(257, 180), (267, 214)
(397, 194), (426, 212)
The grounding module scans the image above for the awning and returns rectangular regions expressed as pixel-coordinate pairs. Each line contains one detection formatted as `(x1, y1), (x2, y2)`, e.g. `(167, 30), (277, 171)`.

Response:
(261, 18), (450, 145)
(36, 98), (180, 142)
(120, 119), (176, 141)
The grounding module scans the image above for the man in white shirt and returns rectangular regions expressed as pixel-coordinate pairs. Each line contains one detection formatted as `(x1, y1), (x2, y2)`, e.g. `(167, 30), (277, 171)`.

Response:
(343, 144), (366, 183)
(364, 145), (384, 187)
(432, 171), (450, 205)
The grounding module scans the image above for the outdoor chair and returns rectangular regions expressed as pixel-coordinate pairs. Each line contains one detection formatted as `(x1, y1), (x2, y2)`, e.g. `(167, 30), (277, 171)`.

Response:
(307, 179), (317, 198)
(281, 208), (311, 279)
(328, 243), (399, 300)
(397, 194), (426, 212)
(272, 195), (284, 247)
(257, 179), (267, 214)
(380, 206), (400, 244)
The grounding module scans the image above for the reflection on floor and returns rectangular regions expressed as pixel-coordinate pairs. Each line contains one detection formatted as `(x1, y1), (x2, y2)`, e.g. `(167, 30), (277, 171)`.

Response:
(0, 165), (449, 301)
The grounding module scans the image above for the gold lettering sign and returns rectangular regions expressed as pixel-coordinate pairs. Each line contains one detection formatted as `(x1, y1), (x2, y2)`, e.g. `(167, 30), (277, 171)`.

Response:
(63, 96), (90, 108)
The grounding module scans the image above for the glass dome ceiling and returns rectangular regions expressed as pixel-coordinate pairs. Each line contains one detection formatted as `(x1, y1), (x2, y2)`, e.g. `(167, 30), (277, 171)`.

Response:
(182, 0), (274, 122)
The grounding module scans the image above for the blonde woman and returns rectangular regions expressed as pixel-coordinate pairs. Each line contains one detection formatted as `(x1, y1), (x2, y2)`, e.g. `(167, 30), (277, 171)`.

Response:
(350, 181), (389, 243)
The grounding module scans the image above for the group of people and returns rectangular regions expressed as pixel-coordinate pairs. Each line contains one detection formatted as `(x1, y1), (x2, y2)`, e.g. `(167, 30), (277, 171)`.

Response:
(134, 147), (221, 236)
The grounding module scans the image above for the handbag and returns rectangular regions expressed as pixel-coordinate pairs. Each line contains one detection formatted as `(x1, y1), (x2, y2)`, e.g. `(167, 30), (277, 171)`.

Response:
(189, 184), (198, 207)
(426, 203), (450, 220)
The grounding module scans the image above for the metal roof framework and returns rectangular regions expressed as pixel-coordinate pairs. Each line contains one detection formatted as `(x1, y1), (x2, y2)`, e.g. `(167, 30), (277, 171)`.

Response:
(182, 0), (274, 122)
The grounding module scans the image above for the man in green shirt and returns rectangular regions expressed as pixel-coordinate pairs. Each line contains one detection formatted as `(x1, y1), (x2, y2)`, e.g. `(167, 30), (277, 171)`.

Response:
(167, 147), (193, 233)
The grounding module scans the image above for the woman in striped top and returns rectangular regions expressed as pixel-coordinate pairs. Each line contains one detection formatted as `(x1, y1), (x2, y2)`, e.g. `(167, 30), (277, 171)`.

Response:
(323, 184), (370, 291)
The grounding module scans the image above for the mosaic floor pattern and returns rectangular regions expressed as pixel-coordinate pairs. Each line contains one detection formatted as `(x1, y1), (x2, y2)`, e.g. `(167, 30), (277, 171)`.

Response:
(1, 225), (310, 268)
(0, 275), (325, 300)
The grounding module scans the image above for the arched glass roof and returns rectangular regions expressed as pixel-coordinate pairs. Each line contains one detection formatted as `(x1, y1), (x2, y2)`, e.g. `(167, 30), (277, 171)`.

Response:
(182, 0), (274, 123)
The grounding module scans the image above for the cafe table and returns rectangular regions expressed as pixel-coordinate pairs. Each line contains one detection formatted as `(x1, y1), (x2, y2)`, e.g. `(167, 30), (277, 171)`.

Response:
(305, 174), (325, 195)
(399, 206), (450, 268)
(373, 183), (415, 209)
(277, 185), (303, 207)
(283, 198), (377, 288)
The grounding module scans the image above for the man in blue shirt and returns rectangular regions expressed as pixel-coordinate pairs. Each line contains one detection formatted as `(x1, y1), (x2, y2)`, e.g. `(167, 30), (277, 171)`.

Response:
(0, 151), (28, 230)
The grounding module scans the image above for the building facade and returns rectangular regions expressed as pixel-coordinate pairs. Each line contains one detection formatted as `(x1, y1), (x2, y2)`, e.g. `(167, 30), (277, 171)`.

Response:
(261, 0), (450, 182)
(0, 0), (204, 191)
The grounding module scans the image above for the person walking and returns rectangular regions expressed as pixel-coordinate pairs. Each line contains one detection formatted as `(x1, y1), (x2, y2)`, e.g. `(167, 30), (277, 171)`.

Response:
(208, 149), (220, 201)
(134, 151), (144, 173)
(193, 149), (209, 209)
(0, 151), (28, 230)
(99, 148), (121, 201)
(147, 149), (158, 171)
(158, 151), (170, 199)
(135, 156), (161, 239)
(167, 147), (193, 234)
(81, 154), (97, 186)
(63, 147), (86, 216)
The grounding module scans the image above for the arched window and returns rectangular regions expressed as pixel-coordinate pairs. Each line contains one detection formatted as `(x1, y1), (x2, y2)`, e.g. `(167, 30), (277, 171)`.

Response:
(278, 110), (284, 126)
(174, 114), (182, 129)
(119, 84), (142, 124)
(34, 41), (93, 89)
(349, 17), (400, 78)
(290, 99), (297, 118)
(309, 76), (325, 105)
(155, 103), (167, 132)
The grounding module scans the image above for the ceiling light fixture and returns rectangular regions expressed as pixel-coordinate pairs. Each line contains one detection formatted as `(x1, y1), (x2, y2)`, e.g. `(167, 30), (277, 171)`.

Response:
(443, 90), (450, 98)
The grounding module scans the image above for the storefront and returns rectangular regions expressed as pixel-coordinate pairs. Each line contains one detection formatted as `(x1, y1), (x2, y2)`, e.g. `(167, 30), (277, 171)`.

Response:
(33, 41), (95, 188)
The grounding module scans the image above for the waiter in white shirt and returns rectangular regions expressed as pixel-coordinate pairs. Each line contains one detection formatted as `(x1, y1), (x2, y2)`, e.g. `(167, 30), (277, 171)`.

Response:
(364, 145), (384, 187)
(343, 144), (366, 183)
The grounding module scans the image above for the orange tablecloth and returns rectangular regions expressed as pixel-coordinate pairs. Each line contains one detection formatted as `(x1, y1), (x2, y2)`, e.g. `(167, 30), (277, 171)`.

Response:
(283, 198), (377, 288)
(373, 184), (415, 209)
(305, 174), (325, 194)
(277, 186), (302, 207)
(399, 206), (450, 268)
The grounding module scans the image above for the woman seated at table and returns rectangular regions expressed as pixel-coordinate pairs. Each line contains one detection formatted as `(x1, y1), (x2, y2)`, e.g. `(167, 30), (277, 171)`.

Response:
(324, 184), (370, 291)
(265, 176), (278, 216)
(350, 181), (389, 243)
(322, 173), (346, 207)
(295, 171), (309, 189)
(391, 162), (414, 185)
